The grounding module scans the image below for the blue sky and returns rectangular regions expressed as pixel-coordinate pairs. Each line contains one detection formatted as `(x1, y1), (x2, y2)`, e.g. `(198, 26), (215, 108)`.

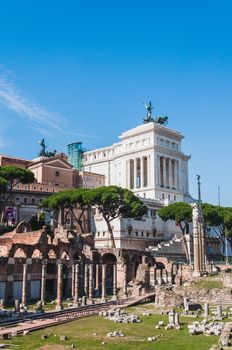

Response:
(0, 0), (231, 205)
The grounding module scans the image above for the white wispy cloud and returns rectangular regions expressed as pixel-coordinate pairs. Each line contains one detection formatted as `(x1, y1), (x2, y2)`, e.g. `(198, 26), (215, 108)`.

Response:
(0, 72), (66, 131)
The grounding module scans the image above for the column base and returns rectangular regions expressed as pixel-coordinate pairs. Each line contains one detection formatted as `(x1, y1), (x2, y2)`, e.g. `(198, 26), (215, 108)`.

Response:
(87, 298), (94, 305)
(56, 305), (63, 311)
(101, 297), (106, 303)
(192, 271), (201, 278)
(111, 295), (118, 301)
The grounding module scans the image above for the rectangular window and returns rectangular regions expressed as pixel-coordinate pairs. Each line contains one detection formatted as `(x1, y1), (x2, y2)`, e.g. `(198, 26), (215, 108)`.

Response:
(55, 171), (60, 177)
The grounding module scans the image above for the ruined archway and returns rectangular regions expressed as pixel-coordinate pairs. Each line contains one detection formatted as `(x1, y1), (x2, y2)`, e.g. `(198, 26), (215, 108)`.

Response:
(102, 253), (117, 295)
(14, 248), (27, 258)
(31, 249), (42, 259)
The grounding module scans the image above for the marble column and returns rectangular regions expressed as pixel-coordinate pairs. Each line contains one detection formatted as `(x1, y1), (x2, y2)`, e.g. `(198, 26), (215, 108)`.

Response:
(40, 264), (46, 305)
(141, 157), (144, 188)
(123, 264), (127, 297)
(71, 264), (75, 299)
(200, 224), (206, 272)
(22, 264), (27, 305)
(193, 209), (201, 276)
(134, 158), (137, 189)
(73, 264), (79, 306)
(88, 264), (93, 302)
(101, 264), (106, 301)
(84, 264), (89, 297)
(112, 264), (117, 299)
(163, 157), (167, 187)
(168, 158), (173, 188)
(160, 156), (163, 186)
(157, 155), (160, 186)
(95, 264), (100, 296)
(56, 264), (63, 310)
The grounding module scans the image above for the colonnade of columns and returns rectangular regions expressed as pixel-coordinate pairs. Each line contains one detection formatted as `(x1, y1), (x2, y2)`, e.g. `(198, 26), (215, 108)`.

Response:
(127, 156), (149, 190)
(18, 262), (121, 308)
(158, 156), (179, 190)
(149, 265), (175, 286)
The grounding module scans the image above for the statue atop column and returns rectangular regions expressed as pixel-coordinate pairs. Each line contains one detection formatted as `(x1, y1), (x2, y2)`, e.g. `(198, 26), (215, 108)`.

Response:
(143, 101), (168, 126)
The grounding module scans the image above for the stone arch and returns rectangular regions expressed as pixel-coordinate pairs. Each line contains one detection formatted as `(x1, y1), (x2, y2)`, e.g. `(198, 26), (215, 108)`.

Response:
(102, 253), (117, 295)
(31, 249), (42, 259)
(14, 247), (27, 258)
(61, 251), (70, 260)
(73, 251), (81, 262)
(48, 249), (57, 259)
(132, 255), (142, 279)
(156, 262), (166, 270)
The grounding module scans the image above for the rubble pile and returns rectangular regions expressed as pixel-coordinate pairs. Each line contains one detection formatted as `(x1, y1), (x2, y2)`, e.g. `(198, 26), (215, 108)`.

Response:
(220, 322), (232, 347)
(99, 309), (141, 323)
(107, 331), (125, 337)
(188, 320), (223, 336)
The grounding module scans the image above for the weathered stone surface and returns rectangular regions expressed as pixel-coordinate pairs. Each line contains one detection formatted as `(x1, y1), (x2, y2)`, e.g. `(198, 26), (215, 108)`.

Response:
(101, 308), (141, 323)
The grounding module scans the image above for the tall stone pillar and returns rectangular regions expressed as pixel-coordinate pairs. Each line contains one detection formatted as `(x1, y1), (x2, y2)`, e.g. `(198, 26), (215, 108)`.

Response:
(134, 158), (137, 189)
(84, 264), (89, 297)
(71, 264), (75, 299)
(163, 157), (167, 187)
(200, 224), (206, 272)
(101, 264), (106, 302)
(95, 264), (100, 295)
(40, 264), (46, 305)
(192, 203), (201, 277)
(141, 157), (144, 188)
(112, 264), (117, 299)
(73, 264), (79, 306)
(56, 264), (63, 310)
(123, 264), (127, 297)
(22, 264), (27, 305)
(168, 159), (172, 188)
(88, 264), (93, 302)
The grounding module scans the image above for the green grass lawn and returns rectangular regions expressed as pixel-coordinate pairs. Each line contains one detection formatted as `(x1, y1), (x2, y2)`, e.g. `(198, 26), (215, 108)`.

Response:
(3, 305), (218, 350)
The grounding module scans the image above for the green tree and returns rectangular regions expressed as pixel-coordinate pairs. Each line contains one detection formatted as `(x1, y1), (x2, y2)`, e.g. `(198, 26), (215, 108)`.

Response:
(158, 202), (192, 263)
(0, 166), (35, 223)
(42, 188), (90, 233)
(87, 186), (148, 249)
(202, 203), (232, 254)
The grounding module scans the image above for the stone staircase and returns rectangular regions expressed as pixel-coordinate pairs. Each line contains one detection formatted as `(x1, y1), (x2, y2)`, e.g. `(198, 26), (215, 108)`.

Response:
(148, 236), (185, 259)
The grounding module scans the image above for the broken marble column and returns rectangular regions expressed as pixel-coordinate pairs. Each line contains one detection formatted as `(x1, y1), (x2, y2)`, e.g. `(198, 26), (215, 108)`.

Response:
(183, 297), (189, 314)
(73, 264), (79, 306)
(112, 263), (117, 299)
(168, 310), (175, 324)
(22, 264), (28, 305)
(101, 264), (106, 302)
(217, 305), (222, 318)
(71, 264), (75, 299)
(88, 264), (93, 302)
(174, 312), (180, 326)
(56, 264), (63, 310)
(84, 264), (89, 297)
(204, 303), (209, 318)
(0, 299), (5, 308)
(150, 266), (156, 287)
(15, 299), (20, 312)
(40, 264), (46, 305)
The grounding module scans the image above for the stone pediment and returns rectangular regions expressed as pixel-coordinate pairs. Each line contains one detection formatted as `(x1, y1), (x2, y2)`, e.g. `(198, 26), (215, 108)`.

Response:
(44, 159), (73, 170)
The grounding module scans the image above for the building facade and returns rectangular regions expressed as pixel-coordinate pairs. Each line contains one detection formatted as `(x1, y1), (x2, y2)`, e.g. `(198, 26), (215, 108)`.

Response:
(83, 122), (191, 203)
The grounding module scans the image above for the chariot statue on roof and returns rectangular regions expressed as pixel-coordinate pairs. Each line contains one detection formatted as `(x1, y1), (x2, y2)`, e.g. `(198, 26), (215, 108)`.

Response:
(143, 101), (168, 126)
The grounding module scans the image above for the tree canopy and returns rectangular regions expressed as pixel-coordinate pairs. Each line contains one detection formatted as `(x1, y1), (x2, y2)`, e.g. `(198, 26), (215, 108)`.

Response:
(158, 202), (192, 263)
(42, 188), (90, 233)
(0, 166), (35, 223)
(201, 203), (232, 252)
(42, 185), (148, 248)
